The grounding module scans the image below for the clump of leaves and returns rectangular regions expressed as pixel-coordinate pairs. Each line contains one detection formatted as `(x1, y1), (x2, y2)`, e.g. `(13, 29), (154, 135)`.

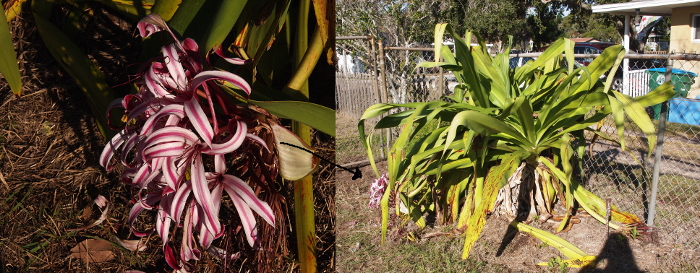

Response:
(359, 23), (674, 263)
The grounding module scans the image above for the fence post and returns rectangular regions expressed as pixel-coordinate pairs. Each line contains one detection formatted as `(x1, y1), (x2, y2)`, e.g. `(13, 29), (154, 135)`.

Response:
(438, 59), (444, 100)
(377, 39), (391, 155)
(368, 37), (384, 158)
(647, 57), (673, 226)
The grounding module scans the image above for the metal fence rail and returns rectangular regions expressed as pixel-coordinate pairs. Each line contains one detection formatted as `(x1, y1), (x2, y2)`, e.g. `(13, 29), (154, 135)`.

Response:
(335, 40), (700, 249)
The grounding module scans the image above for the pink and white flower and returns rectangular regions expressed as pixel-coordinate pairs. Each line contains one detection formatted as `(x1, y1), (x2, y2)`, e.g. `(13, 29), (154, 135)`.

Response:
(100, 14), (275, 271)
(369, 173), (388, 208)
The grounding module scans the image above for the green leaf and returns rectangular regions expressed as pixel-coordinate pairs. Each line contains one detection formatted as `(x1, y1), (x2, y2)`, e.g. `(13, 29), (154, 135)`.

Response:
(608, 94), (627, 149)
(611, 90), (659, 156)
(95, 0), (153, 20)
(249, 100), (335, 136)
(634, 82), (675, 107)
(0, 8), (22, 96)
(200, 0), (247, 53)
(445, 111), (531, 153)
(166, 0), (205, 35)
(32, 5), (117, 139)
(151, 0), (183, 22)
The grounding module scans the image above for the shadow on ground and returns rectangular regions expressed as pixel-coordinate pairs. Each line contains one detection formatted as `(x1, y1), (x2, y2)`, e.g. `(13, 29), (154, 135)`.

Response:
(582, 233), (643, 273)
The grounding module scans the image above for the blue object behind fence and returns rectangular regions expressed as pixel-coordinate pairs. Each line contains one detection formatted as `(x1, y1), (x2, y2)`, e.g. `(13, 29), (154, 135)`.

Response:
(668, 98), (700, 126)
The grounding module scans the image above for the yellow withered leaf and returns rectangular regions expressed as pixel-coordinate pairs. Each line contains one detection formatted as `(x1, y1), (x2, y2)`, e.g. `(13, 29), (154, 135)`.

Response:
(537, 255), (597, 268)
(271, 124), (318, 180)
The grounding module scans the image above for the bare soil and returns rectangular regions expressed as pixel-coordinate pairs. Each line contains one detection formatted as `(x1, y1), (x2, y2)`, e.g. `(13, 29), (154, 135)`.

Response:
(336, 161), (700, 272)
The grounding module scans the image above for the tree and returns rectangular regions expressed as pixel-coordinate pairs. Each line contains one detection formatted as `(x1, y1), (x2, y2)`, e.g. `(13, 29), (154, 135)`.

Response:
(446, 0), (528, 50)
(527, 1), (565, 49)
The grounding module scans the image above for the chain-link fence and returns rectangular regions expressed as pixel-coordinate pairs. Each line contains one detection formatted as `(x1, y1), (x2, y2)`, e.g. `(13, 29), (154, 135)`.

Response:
(335, 41), (700, 249)
(583, 56), (700, 249)
(336, 36), (388, 163)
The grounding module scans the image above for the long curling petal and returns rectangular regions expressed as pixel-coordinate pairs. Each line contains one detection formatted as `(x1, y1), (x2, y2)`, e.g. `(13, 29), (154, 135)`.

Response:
(184, 98), (214, 146)
(190, 70), (251, 97)
(222, 175), (275, 227)
(204, 120), (247, 154)
(189, 155), (221, 235)
(100, 131), (132, 170)
(227, 187), (257, 246)
(162, 44), (188, 89)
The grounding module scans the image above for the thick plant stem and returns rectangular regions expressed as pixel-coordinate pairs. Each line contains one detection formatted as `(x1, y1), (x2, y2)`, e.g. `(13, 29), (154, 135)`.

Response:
(293, 124), (316, 273)
(291, 0), (317, 272)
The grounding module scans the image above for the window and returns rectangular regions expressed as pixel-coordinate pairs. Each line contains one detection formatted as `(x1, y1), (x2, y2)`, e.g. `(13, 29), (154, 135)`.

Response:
(692, 14), (700, 42)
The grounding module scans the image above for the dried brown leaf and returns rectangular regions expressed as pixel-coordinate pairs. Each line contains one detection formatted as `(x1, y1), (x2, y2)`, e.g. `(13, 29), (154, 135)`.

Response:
(69, 239), (115, 263)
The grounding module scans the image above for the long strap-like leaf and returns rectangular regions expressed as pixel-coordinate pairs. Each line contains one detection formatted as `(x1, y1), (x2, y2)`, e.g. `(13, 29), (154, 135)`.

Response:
(0, 7), (22, 96)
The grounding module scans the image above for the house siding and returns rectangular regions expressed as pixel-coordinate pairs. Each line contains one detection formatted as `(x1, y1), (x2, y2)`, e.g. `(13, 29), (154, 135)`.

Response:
(671, 6), (700, 98)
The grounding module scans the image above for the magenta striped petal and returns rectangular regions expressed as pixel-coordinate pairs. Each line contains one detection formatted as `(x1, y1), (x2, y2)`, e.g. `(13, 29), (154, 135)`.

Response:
(140, 104), (185, 135)
(143, 142), (187, 160)
(182, 38), (199, 54)
(204, 120), (247, 155)
(163, 244), (181, 270)
(137, 14), (167, 38)
(145, 64), (172, 98)
(145, 127), (201, 147)
(246, 133), (270, 151)
(197, 205), (224, 249)
(132, 229), (153, 238)
(211, 183), (223, 217)
(156, 207), (172, 247)
(215, 46), (248, 65)
(170, 183), (192, 224)
(190, 70), (251, 97)
(213, 154), (226, 174)
(181, 204), (200, 261)
(189, 155), (221, 235)
(156, 73), (180, 93)
(162, 44), (187, 89)
(120, 134), (145, 168)
(100, 131), (132, 170)
(128, 205), (145, 229)
(222, 174), (275, 226)
(121, 167), (138, 185)
(132, 164), (156, 189)
(128, 201), (151, 228)
(198, 217), (215, 248)
(163, 158), (181, 190)
(184, 98), (214, 146)
(227, 187), (257, 246)
(126, 97), (162, 121)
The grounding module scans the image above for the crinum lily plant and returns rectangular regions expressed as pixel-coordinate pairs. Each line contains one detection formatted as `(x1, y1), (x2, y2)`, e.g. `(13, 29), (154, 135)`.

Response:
(100, 14), (311, 271)
(360, 24), (675, 266)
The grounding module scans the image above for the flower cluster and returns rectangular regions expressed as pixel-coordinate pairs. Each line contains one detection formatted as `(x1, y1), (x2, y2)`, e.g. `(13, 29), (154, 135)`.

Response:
(99, 14), (274, 271)
(369, 173), (388, 208)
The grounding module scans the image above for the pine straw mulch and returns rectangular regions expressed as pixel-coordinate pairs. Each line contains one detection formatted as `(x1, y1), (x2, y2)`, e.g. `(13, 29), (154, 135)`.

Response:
(0, 3), (334, 272)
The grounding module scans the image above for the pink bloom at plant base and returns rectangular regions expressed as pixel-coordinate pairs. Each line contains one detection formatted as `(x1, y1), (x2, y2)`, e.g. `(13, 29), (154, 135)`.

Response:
(369, 173), (388, 208)
(100, 14), (274, 271)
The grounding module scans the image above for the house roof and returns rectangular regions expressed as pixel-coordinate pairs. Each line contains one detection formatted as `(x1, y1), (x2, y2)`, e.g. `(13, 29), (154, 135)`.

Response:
(593, 0), (700, 16)
(570, 38), (599, 43)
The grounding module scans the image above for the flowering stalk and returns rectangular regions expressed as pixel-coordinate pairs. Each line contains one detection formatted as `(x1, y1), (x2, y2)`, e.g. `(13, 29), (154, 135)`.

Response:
(100, 14), (278, 271)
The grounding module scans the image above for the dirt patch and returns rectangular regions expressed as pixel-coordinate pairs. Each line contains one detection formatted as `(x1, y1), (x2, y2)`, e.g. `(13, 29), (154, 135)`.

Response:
(336, 161), (700, 272)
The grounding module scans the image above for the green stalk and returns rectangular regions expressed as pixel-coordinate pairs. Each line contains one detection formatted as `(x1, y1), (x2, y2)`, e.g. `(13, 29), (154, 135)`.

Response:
(291, 0), (316, 272)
